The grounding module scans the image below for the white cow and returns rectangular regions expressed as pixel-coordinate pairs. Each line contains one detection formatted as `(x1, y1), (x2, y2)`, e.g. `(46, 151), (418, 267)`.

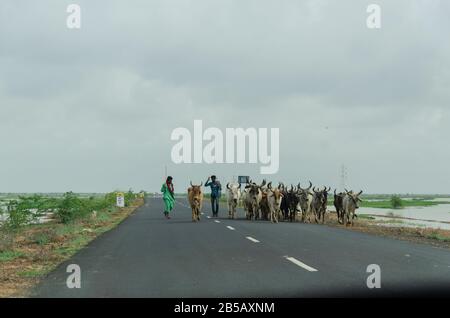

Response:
(226, 182), (241, 219)
(342, 190), (363, 226)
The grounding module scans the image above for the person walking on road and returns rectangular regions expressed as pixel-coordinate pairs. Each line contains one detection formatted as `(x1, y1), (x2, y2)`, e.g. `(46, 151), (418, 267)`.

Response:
(161, 176), (175, 219)
(205, 175), (222, 217)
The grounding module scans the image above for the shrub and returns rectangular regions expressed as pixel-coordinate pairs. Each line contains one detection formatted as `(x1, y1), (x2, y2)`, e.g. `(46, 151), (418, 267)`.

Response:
(3, 195), (59, 228)
(56, 192), (86, 223)
(29, 228), (59, 245)
(390, 195), (403, 209)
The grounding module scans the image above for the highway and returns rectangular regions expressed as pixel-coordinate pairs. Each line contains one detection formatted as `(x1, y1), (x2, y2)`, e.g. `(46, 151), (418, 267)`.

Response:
(33, 197), (450, 297)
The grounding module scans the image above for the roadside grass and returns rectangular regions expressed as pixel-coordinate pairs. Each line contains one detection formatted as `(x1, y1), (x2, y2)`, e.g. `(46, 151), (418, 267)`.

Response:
(17, 266), (51, 278)
(426, 232), (450, 242)
(0, 197), (144, 297)
(0, 250), (25, 262)
(355, 214), (375, 220)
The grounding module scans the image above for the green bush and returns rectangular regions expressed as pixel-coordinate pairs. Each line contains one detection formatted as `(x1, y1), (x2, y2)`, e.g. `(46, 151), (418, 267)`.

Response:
(4, 195), (59, 228)
(56, 192), (86, 223)
(124, 189), (136, 207)
(390, 195), (403, 209)
(1, 191), (132, 227)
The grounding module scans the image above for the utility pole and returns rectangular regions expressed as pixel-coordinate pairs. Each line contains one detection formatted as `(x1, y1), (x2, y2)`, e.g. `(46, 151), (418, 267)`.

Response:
(340, 164), (348, 191)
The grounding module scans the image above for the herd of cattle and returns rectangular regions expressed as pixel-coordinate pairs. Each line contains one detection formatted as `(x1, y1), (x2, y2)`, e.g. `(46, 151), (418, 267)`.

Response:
(187, 180), (363, 226)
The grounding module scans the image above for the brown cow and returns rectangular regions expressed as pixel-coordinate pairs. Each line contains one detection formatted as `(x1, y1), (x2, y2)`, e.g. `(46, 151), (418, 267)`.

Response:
(188, 181), (203, 222)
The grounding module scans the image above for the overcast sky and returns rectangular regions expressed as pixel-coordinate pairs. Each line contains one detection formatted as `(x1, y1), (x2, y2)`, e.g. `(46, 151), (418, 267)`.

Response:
(1, 0), (449, 194)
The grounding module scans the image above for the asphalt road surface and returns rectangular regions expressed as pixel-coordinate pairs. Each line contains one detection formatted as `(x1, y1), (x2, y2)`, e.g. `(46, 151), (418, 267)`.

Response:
(33, 197), (450, 297)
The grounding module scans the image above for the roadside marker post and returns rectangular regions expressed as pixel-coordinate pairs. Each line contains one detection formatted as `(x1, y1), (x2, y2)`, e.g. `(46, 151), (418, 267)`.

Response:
(116, 192), (125, 208)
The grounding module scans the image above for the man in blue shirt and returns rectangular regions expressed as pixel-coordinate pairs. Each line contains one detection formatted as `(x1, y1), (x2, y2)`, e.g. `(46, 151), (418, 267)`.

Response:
(205, 175), (222, 217)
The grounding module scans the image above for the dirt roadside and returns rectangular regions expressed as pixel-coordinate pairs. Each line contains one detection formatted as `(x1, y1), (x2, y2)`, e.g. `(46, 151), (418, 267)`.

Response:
(323, 211), (450, 249)
(0, 198), (144, 298)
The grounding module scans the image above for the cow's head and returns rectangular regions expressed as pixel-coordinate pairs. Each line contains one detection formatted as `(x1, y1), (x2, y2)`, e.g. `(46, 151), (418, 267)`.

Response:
(189, 181), (203, 206)
(245, 180), (265, 203)
(298, 181), (313, 197)
(322, 186), (331, 201)
(227, 182), (241, 204)
(268, 182), (283, 205)
(346, 190), (363, 209)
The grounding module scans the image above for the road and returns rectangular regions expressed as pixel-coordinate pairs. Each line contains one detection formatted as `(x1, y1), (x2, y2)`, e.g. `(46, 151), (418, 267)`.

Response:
(33, 197), (450, 297)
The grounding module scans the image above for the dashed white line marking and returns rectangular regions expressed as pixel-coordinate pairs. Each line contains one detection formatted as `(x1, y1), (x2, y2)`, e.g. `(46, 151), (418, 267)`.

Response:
(226, 226), (235, 230)
(214, 220), (221, 223)
(284, 256), (318, 272)
(246, 236), (260, 243)
(207, 216), (211, 219)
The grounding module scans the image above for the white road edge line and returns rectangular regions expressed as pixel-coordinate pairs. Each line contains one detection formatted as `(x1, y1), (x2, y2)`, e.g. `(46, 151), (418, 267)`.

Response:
(246, 236), (260, 243)
(226, 226), (235, 230)
(215, 220), (221, 223)
(284, 256), (318, 272)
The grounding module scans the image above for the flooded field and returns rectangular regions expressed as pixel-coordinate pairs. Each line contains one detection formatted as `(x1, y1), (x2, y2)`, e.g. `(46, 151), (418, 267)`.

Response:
(358, 198), (450, 230)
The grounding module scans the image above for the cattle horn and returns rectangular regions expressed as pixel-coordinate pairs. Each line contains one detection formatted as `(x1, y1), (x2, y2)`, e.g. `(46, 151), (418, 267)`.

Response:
(260, 179), (266, 187)
(190, 181), (193, 187)
(268, 182), (272, 189)
(199, 182), (203, 187)
(227, 183), (230, 190)
(307, 181), (312, 190)
(357, 190), (363, 196)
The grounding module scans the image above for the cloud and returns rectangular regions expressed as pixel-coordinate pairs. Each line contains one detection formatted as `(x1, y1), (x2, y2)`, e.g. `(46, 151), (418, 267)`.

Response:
(0, 0), (449, 193)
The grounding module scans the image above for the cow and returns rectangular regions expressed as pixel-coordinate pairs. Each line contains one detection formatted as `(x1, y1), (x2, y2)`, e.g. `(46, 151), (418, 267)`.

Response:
(286, 185), (299, 222)
(267, 182), (284, 223)
(226, 182), (241, 219)
(279, 183), (290, 221)
(188, 181), (203, 222)
(296, 181), (313, 223)
(342, 190), (363, 226)
(243, 180), (265, 220)
(333, 189), (345, 224)
(311, 186), (330, 224)
(259, 185), (271, 221)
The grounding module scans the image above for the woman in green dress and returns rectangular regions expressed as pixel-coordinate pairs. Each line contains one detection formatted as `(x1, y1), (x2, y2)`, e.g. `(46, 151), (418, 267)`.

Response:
(161, 176), (175, 219)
